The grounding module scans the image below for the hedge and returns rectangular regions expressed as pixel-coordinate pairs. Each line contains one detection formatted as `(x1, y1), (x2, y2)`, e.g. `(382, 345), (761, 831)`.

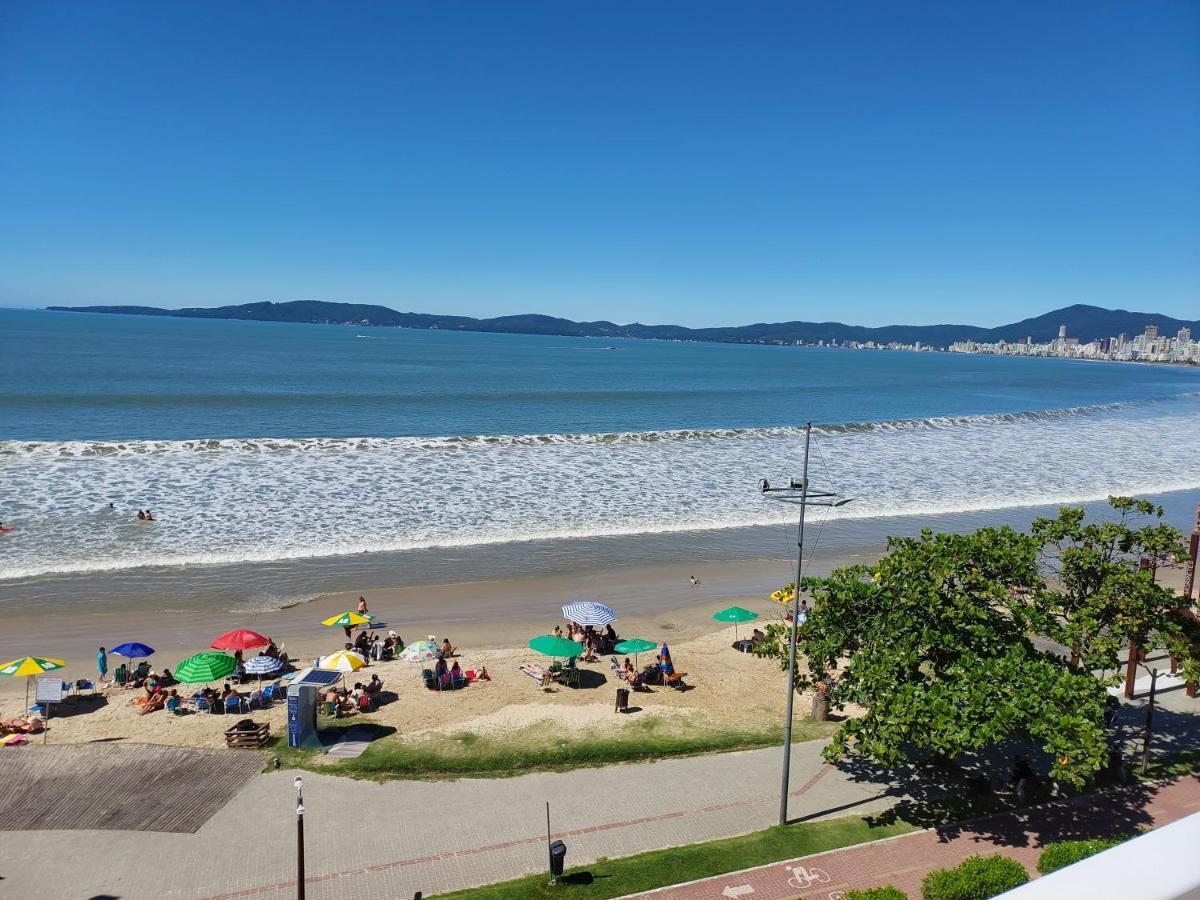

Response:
(845, 887), (908, 900)
(1036, 837), (1127, 874)
(921, 854), (1029, 900)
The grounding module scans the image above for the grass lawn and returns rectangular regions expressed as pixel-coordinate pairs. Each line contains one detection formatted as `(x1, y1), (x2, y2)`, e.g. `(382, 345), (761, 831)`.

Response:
(273, 715), (839, 780)
(433, 813), (916, 899)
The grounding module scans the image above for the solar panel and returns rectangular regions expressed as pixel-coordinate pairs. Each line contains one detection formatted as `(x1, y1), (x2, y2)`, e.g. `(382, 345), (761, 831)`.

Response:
(296, 668), (341, 687)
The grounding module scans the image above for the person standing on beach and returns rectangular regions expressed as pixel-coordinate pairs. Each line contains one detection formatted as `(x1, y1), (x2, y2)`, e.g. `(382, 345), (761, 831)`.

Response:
(356, 595), (369, 630)
(97, 646), (108, 683)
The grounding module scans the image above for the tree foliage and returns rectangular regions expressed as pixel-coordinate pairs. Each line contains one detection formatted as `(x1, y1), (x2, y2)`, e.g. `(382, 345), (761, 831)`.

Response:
(759, 526), (1112, 786)
(1031, 497), (1199, 684)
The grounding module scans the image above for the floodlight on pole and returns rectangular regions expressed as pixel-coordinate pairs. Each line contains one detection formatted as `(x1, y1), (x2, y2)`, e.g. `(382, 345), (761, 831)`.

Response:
(758, 421), (855, 826)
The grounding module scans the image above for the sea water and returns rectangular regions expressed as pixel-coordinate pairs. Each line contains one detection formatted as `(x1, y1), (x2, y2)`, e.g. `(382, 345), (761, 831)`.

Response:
(2, 308), (1199, 607)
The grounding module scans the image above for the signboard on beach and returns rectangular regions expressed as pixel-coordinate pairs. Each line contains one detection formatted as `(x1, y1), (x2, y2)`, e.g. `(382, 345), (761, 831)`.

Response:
(35, 677), (64, 704)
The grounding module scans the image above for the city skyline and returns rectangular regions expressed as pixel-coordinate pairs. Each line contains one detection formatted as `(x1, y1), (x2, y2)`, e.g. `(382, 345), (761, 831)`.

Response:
(2, 3), (1198, 326)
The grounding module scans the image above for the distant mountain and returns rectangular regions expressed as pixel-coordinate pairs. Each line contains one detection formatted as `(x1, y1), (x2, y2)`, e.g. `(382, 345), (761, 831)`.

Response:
(45, 301), (1200, 348)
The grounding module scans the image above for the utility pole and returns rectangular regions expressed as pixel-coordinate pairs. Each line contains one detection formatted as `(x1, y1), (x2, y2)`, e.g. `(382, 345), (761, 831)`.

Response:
(295, 775), (306, 900)
(758, 423), (854, 825)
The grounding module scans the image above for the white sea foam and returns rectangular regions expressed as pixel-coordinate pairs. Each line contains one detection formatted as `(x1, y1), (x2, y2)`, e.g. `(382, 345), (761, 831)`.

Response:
(2, 396), (1199, 581)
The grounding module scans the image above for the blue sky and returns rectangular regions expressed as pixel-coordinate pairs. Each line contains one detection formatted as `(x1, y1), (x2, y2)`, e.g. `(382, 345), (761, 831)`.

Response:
(1, 2), (1197, 327)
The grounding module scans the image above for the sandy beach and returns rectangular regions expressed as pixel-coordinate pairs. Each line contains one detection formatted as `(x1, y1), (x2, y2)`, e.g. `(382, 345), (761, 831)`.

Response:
(0, 554), (859, 749)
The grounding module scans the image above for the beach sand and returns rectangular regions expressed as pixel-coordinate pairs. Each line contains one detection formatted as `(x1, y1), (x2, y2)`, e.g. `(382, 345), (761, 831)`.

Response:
(0, 556), (842, 749)
(4, 554), (1189, 751)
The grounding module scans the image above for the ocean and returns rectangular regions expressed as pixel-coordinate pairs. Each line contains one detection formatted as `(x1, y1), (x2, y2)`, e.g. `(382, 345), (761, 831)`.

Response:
(2, 307), (1200, 610)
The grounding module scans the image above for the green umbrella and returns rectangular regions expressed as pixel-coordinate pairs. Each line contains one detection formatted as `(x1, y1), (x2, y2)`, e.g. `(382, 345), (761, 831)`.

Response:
(175, 651), (236, 685)
(613, 638), (657, 667)
(712, 606), (760, 642)
(528, 635), (582, 659)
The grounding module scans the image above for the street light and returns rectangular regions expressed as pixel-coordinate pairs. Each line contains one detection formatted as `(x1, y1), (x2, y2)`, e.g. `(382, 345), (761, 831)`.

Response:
(759, 421), (854, 826)
(294, 775), (305, 900)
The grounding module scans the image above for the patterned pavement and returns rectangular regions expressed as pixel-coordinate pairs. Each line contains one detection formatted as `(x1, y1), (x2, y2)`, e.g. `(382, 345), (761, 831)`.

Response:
(623, 774), (1200, 900)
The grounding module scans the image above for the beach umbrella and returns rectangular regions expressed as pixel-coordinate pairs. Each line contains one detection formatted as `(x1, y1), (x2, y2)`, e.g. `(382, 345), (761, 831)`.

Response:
(211, 629), (270, 652)
(528, 635), (583, 659)
(397, 640), (440, 663)
(613, 638), (657, 667)
(243, 655), (283, 677)
(317, 650), (366, 673)
(561, 600), (617, 626)
(0, 656), (66, 711)
(175, 651), (236, 685)
(321, 611), (372, 629)
(712, 606), (759, 641)
(109, 642), (155, 660)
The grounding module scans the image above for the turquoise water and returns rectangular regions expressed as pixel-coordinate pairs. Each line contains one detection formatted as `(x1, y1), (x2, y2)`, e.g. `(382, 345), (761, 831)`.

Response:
(3, 308), (1200, 440)
(2, 307), (1200, 589)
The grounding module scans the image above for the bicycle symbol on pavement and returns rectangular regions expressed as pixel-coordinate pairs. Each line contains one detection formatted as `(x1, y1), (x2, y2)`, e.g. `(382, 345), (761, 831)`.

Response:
(786, 865), (831, 889)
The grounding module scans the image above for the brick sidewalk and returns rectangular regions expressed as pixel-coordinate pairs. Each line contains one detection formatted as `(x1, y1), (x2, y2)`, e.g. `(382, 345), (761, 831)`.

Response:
(623, 774), (1200, 899)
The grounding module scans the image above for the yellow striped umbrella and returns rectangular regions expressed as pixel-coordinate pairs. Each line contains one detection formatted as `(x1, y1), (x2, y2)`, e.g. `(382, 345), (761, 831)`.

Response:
(317, 650), (366, 673)
(0, 656), (66, 710)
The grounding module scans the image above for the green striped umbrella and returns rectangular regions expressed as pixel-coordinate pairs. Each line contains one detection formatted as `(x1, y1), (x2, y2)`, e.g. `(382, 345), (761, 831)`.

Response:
(175, 651), (236, 685)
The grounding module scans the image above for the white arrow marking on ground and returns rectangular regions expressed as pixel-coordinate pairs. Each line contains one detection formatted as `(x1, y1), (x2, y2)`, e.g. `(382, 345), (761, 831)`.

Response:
(722, 886), (755, 898)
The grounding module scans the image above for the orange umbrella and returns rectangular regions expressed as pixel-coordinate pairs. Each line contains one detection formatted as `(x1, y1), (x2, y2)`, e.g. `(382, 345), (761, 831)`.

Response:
(211, 629), (270, 652)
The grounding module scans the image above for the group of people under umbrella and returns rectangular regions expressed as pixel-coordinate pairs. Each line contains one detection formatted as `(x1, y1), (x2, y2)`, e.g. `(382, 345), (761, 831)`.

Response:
(522, 600), (686, 691)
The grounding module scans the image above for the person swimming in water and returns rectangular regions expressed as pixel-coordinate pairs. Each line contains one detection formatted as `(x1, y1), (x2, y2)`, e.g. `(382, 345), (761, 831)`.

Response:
(137, 510), (146, 521)
(145, 510), (155, 521)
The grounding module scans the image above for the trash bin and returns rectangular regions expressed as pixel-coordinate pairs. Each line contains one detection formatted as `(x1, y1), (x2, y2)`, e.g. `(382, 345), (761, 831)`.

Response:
(549, 839), (567, 877)
(615, 688), (630, 713)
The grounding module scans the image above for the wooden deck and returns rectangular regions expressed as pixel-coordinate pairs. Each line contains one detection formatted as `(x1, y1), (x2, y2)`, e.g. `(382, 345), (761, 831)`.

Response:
(0, 743), (265, 833)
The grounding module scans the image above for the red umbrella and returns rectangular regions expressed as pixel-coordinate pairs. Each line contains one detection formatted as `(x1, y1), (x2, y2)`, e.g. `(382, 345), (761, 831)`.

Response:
(211, 629), (270, 652)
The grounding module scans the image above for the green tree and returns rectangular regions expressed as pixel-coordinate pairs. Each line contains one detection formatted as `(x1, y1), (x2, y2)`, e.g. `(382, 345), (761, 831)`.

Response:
(1032, 497), (1199, 685)
(758, 526), (1109, 786)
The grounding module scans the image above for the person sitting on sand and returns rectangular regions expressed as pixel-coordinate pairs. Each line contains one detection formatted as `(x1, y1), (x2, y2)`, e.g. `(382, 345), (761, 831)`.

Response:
(622, 658), (636, 682)
(689, 575), (700, 586)
(139, 690), (166, 715)
(159, 667), (174, 686)
(751, 628), (766, 645)
(605, 623), (617, 643)
(442, 638), (457, 658)
(553, 624), (563, 638)
(475, 665), (491, 681)
(165, 690), (181, 714)
(365, 674), (383, 694)
(143, 673), (160, 696)
(264, 640), (279, 658)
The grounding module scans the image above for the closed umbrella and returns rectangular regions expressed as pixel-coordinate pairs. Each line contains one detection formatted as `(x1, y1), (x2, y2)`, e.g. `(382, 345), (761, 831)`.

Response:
(397, 640), (440, 663)
(211, 629), (270, 652)
(317, 650), (366, 673)
(109, 642), (155, 660)
(712, 606), (760, 641)
(561, 600), (617, 626)
(0, 655), (66, 711)
(613, 638), (657, 667)
(243, 655), (283, 677)
(175, 651), (236, 685)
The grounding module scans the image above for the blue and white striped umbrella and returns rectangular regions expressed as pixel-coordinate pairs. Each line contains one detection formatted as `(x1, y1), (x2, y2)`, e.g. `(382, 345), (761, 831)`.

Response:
(243, 655), (283, 674)
(561, 600), (617, 626)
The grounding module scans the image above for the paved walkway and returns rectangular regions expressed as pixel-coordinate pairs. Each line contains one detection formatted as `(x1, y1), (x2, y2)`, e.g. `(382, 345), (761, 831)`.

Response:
(624, 774), (1200, 900)
(0, 740), (894, 899)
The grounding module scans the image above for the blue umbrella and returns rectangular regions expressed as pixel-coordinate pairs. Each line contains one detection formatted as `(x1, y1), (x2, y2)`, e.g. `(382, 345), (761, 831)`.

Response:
(109, 642), (155, 660)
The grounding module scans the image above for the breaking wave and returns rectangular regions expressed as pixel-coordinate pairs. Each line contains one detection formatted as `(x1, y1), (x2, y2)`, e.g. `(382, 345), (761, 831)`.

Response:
(2, 393), (1200, 581)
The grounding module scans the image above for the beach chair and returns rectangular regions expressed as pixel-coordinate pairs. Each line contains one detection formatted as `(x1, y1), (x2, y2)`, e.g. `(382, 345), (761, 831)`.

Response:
(665, 672), (687, 690)
(193, 692), (209, 712)
(565, 668), (581, 689)
(165, 695), (181, 714)
(247, 689), (264, 710)
(224, 695), (245, 714)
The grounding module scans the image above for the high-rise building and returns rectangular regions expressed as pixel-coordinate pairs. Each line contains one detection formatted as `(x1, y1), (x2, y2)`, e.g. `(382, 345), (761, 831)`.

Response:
(1058, 324), (1067, 340)
(1145, 324), (1159, 340)
(1178, 327), (1191, 344)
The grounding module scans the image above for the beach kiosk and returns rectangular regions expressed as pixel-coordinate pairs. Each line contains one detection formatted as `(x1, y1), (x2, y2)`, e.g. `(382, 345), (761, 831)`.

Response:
(287, 668), (339, 749)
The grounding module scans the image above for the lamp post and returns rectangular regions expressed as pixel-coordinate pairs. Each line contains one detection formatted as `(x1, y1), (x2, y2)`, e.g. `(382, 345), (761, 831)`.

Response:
(758, 421), (854, 826)
(294, 775), (305, 900)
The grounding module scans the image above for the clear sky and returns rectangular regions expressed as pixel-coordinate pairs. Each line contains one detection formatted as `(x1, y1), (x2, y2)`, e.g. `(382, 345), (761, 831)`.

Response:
(1, 2), (1197, 327)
